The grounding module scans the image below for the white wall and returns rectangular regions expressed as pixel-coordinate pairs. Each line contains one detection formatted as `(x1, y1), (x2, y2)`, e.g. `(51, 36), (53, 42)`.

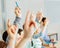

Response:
(0, 0), (60, 41)
(44, 0), (60, 41)
(0, 0), (4, 40)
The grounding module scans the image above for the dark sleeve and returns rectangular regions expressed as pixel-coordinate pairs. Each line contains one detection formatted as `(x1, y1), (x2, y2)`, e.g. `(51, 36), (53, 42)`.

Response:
(14, 17), (21, 26)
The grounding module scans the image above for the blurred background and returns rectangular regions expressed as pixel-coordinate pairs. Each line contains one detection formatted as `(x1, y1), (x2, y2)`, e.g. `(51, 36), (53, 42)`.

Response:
(0, 0), (60, 43)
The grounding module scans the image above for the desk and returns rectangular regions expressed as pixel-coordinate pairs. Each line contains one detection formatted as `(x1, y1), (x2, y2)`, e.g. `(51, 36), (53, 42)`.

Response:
(48, 33), (58, 41)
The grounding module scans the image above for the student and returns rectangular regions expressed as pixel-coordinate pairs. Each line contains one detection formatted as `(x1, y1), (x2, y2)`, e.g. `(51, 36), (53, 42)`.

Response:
(2, 7), (35, 48)
(7, 10), (36, 48)
(2, 7), (24, 46)
(33, 17), (51, 44)
(40, 17), (51, 44)
(2, 7), (22, 42)
(2, 10), (36, 48)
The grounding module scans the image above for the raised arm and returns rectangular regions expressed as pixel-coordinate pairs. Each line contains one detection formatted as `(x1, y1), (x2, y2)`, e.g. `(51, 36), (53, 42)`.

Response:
(15, 11), (36, 48)
(14, 7), (22, 28)
(7, 19), (18, 48)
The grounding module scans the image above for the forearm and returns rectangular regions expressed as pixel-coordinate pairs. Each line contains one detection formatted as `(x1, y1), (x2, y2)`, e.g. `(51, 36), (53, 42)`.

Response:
(15, 37), (31, 48)
(7, 38), (15, 48)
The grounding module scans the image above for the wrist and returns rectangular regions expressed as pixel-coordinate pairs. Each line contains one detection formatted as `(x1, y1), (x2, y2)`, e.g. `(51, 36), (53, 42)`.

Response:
(9, 38), (15, 42)
(8, 36), (16, 41)
(23, 35), (31, 40)
(8, 37), (16, 45)
(8, 38), (15, 48)
(21, 36), (31, 43)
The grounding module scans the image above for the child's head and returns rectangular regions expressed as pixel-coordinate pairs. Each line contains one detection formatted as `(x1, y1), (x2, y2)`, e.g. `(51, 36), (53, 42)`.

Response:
(0, 41), (7, 48)
(41, 17), (47, 26)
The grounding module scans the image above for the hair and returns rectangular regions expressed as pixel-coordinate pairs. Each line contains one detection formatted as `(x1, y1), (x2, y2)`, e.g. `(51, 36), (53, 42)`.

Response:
(41, 17), (46, 26)
(0, 41), (7, 48)
(41, 17), (46, 23)
(2, 31), (8, 42)
(2, 29), (23, 42)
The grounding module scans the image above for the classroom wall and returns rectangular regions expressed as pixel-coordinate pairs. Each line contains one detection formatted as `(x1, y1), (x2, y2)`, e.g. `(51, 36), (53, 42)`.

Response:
(0, 0), (60, 41)
(44, 0), (60, 41)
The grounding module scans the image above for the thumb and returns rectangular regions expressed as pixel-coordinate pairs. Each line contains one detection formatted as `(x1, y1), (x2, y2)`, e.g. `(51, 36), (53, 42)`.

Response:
(7, 19), (11, 28)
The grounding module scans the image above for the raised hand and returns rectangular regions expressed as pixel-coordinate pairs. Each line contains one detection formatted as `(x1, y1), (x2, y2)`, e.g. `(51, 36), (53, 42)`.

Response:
(15, 7), (21, 17)
(23, 11), (36, 38)
(7, 19), (18, 39)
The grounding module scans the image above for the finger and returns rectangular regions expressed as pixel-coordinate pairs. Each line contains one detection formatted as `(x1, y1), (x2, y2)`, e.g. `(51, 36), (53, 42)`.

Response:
(7, 19), (11, 28)
(7, 25), (17, 35)
(30, 13), (36, 22)
(29, 13), (35, 27)
(29, 23), (35, 36)
(11, 27), (15, 34)
(7, 28), (10, 34)
(33, 21), (38, 29)
(25, 10), (31, 27)
(7, 25), (15, 34)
